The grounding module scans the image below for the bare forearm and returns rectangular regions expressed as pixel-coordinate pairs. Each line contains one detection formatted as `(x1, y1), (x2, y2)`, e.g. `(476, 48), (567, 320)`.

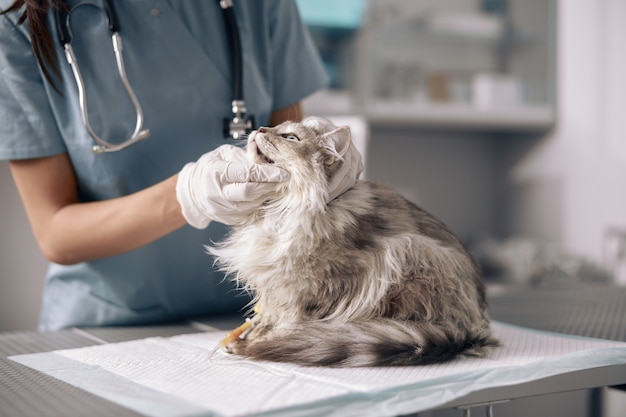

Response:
(10, 153), (187, 265)
(43, 175), (186, 264)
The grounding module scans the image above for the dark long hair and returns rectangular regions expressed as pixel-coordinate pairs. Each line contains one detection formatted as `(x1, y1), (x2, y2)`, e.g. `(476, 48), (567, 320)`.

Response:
(1, 1), (65, 91)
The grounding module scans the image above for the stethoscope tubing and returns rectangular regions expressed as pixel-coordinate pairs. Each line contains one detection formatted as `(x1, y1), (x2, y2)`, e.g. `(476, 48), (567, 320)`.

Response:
(55, 0), (252, 151)
(220, 0), (243, 102)
(218, 0), (254, 139)
(55, 1), (149, 153)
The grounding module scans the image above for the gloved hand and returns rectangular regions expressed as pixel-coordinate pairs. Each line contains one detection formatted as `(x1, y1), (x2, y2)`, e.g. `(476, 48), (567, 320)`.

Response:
(327, 137), (364, 202)
(176, 145), (289, 229)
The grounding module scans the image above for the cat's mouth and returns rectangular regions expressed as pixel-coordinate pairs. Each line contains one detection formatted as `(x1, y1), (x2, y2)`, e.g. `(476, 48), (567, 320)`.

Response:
(256, 146), (274, 164)
(249, 131), (275, 164)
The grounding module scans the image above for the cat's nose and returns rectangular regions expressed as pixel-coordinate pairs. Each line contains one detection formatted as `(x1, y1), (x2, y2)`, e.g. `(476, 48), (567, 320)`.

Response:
(258, 127), (266, 133)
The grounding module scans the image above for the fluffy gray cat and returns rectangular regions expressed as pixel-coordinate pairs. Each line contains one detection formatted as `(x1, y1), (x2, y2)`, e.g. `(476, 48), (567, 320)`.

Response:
(208, 116), (499, 367)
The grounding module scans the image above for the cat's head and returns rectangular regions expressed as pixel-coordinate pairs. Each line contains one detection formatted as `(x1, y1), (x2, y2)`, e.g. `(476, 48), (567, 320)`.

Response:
(246, 116), (362, 204)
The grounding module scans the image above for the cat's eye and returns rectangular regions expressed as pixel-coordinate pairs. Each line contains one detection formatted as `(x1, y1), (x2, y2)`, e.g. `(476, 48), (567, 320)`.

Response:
(281, 133), (300, 142)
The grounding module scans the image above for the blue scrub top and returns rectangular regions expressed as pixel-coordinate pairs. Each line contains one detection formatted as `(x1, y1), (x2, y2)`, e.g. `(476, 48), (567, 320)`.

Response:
(0, 0), (328, 330)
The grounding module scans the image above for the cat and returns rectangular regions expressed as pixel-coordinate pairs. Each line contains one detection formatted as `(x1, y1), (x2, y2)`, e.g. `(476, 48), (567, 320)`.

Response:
(207, 116), (499, 367)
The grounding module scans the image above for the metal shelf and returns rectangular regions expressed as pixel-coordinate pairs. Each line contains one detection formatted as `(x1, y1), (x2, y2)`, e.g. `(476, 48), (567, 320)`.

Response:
(303, 90), (555, 132)
(364, 100), (554, 131)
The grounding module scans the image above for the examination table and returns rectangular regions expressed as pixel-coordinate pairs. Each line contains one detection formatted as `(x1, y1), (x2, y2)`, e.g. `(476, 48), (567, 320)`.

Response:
(1, 283), (625, 417)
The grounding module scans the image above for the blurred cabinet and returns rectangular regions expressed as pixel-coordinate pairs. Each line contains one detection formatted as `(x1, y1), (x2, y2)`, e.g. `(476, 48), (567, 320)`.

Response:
(298, 0), (556, 132)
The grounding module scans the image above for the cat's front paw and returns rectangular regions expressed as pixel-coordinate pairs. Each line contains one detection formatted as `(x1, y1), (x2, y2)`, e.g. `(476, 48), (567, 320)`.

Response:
(224, 339), (250, 356)
(223, 340), (238, 354)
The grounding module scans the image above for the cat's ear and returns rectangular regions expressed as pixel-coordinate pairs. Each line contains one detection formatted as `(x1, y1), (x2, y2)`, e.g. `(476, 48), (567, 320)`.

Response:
(321, 126), (351, 166)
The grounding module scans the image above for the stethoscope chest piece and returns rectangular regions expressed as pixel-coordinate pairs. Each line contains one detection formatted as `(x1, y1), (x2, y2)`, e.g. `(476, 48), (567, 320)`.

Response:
(224, 100), (255, 140)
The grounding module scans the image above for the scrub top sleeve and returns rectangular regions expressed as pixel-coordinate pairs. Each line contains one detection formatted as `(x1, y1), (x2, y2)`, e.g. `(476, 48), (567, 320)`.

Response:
(269, 0), (329, 111)
(0, 16), (67, 161)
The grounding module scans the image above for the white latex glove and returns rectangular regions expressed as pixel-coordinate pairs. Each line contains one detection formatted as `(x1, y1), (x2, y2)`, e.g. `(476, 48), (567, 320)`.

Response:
(176, 145), (289, 229)
(328, 139), (364, 202)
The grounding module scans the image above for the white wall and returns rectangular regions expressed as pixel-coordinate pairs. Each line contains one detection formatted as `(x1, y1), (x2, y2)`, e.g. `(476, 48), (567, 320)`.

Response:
(506, 0), (626, 264)
(0, 161), (47, 331)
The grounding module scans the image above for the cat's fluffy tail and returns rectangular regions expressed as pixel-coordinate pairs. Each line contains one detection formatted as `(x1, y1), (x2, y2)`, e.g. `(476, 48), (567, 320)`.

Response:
(232, 319), (499, 367)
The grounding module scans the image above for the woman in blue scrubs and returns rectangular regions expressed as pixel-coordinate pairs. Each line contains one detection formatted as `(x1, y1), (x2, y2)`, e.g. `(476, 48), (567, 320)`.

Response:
(0, 0), (331, 330)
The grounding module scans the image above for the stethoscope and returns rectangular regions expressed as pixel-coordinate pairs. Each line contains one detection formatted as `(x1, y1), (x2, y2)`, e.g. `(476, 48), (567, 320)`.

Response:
(55, 0), (254, 153)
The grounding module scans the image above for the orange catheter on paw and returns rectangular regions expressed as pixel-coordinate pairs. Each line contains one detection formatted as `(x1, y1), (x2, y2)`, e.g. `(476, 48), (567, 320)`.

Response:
(219, 305), (262, 346)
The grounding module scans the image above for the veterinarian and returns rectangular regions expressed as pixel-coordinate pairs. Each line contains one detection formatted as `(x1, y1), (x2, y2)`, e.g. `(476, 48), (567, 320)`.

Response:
(0, 0), (361, 330)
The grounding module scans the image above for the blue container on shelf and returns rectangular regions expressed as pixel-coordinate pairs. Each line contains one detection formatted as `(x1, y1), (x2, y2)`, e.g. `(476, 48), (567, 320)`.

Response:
(295, 0), (367, 29)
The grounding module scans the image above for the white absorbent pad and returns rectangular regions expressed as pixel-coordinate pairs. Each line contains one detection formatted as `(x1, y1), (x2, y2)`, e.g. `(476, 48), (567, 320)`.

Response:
(10, 322), (626, 417)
